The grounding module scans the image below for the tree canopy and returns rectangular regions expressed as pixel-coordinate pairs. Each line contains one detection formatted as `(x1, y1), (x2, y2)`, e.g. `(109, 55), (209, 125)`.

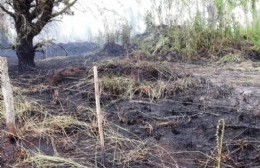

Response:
(0, 0), (78, 72)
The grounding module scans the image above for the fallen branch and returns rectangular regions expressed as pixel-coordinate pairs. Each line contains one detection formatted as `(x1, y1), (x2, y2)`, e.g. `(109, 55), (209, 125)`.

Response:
(34, 40), (68, 57)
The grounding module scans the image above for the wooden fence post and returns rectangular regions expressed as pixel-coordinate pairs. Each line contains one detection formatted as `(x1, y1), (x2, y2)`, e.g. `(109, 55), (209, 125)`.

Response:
(93, 66), (105, 166)
(0, 57), (16, 139)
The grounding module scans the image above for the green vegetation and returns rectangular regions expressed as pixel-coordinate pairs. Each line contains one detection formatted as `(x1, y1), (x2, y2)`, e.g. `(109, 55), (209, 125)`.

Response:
(138, 0), (260, 60)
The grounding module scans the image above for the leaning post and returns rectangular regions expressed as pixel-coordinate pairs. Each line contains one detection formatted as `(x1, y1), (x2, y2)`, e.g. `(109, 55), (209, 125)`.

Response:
(0, 57), (16, 139)
(93, 66), (106, 166)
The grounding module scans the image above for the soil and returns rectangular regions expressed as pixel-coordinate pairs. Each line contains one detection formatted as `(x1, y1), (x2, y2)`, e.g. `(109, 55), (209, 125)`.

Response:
(0, 45), (259, 167)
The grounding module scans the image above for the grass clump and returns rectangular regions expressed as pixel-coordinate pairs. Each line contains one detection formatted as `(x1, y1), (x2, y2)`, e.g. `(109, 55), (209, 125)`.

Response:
(218, 53), (244, 64)
(19, 114), (95, 138)
(20, 154), (88, 168)
(100, 75), (170, 100)
(101, 76), (136, 97)
(99, 59), (197, 101)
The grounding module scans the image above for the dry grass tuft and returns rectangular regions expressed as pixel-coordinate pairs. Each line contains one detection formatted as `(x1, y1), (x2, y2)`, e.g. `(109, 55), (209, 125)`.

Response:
(218, 53), (244, 64)
(98, 59), (196, 101)
(19, 154), (88, 168)
(18, 114), (96, 139)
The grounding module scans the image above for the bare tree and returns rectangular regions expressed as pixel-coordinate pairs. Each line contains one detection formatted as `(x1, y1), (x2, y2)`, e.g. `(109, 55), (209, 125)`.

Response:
(0, 0), (77, 72)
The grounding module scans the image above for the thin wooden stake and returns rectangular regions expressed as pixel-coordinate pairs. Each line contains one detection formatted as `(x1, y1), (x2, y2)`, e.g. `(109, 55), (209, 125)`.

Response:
(0, 57), (16, 140)
(94, 66), (105, 166)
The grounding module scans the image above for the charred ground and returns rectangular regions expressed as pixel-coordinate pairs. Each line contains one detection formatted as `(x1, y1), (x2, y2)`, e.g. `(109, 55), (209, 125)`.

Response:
(0, 40), (259, 168)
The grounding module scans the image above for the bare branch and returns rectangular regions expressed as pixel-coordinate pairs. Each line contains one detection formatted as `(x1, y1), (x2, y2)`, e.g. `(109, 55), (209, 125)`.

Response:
(0, 3), (15, 18)
(31, 0), (55, 36)
(33, 39), (54, 50)
(34, 40), (68, 56)
(30, 5), (42, 20)
(52, 0), (77, 18)
(0, 44), (15, 50)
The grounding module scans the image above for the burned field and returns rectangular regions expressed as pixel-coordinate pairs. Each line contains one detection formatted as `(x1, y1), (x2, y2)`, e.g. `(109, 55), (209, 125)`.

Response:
(0, 53), (260, 167)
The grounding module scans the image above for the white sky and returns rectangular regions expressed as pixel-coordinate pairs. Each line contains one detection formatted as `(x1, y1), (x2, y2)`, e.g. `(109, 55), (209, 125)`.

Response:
(38, 0), (150, 43)
(6, 0), (260, 43)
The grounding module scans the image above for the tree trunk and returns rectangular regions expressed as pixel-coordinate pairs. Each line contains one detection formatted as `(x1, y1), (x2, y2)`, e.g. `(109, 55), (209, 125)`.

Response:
(16, 36), (36, 72)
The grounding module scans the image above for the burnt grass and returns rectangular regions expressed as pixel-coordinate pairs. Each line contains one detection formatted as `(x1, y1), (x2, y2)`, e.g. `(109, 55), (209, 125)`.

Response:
(0, 50), (260, 167)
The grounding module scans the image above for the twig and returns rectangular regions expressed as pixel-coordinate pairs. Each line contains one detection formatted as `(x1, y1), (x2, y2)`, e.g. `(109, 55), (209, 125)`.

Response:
(225, 125), (260, 130)
(216, 119), (225, 168)
(34, 40), (68, 57)
(0, 44), (15, 50)
(94, 66), (106, 166)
